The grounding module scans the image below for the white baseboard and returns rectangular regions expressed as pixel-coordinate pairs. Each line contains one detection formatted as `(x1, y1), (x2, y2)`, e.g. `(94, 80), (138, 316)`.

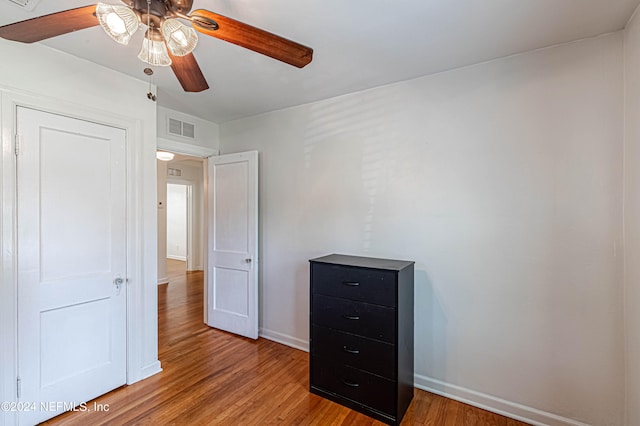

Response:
(167, 255), (186, 261)
(139, 361), (163, 382)
(127, 360), (162, 385)
(254, 331), (586, 426)
(157, 276), (169, 285)
(259, 328), (309, 352)
(414, 374), (589, 426)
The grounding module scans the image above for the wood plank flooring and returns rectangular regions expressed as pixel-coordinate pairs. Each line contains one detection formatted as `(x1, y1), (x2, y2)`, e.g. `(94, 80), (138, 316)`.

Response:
(43, 259), (529, 425)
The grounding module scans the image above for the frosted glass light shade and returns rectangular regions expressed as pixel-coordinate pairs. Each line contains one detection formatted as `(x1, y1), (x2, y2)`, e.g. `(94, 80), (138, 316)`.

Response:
(156, 151), (175, 161)
(96, 3), (139, 45)
(138, 37), (172, 67)
(161, 19), (198, 56)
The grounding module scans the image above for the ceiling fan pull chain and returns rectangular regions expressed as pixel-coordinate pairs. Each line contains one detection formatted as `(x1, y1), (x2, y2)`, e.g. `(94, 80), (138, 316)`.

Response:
(143, 0), (156, 101)
(144, 68), (157, 102)
(144, 0), (156, 101)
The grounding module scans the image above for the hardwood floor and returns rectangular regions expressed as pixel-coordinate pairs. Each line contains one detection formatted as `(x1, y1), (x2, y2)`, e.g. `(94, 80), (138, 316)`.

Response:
(43, 259), (529, 425)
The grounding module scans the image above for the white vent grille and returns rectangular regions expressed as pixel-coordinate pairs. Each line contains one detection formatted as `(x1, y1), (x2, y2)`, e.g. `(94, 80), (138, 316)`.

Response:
(168, 118), (182, 135)
(7, 0), (42, 11)
(167, 117), (195, 139)
(168, 168), (182, 177)
(182, 122), (195, 139)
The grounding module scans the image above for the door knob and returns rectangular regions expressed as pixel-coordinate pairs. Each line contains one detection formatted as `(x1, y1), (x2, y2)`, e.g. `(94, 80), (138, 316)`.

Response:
(114, 276), (124, 294)
(245, 258), (252, 263)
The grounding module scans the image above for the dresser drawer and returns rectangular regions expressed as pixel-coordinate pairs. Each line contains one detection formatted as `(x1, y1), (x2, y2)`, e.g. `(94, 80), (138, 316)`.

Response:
(311, 356), (396, 417)
(312, 263), (396, 307)
(312, 294), (395, 343)
(311, 325), (395, 379)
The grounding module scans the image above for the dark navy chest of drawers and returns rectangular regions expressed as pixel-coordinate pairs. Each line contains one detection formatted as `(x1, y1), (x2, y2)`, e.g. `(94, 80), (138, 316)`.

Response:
(309, 254), (415, 425)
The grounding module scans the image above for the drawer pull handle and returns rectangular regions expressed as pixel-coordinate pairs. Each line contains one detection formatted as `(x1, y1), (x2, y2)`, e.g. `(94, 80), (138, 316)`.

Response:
(342, 379), (360, 388)
(343, 346), (360, 354)
(343, 281), (360, 287)
(342, 314), (360, 321)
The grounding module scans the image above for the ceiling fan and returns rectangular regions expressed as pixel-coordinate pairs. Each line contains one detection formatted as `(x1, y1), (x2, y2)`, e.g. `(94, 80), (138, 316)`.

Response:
(0, 0), (313, 93)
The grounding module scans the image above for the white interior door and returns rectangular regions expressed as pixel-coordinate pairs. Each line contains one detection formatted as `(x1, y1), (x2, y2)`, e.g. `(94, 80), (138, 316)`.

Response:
(207, 151), (258, 339)
(17, 107), (127, 425)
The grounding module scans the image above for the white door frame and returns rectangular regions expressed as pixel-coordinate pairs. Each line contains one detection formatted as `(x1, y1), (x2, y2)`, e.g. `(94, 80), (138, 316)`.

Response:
(0, 89), (161, 426)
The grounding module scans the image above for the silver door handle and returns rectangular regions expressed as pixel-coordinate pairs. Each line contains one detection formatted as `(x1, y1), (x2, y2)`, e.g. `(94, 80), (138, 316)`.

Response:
(114, 277), (124, 289)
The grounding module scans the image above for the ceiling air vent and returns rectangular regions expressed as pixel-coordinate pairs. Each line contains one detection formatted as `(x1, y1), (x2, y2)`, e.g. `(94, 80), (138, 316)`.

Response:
(7, 0), (42, 11)
(168, 117), (195, 139)
(182, 122), (195, 139)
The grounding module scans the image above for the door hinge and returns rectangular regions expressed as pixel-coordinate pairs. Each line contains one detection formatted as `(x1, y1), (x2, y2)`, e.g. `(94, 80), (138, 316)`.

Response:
(14, 134), (21, 156)
(16, 376), (21, 399)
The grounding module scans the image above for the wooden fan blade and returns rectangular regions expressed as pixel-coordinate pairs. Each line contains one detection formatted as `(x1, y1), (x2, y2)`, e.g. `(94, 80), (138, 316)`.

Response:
(191, 9), (313, 68)
(169, 52), (210, 92)
(0, 5), (98, 43)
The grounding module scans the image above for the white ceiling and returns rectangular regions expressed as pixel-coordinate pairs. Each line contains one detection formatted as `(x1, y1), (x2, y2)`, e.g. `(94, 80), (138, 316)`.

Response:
(1, 0), (639, 124)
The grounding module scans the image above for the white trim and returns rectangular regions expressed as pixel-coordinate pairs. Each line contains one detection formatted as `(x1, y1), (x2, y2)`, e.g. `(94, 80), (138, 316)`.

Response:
(0, 86), (160, 415)
(167, 255), (187, 261)
(240, 325), (592, 426)
(139, 361), (163, 381)
(203, 158), (209, 325)
(0, 90), (18, 426)
(414, 374), (590, 426)
(259, 328), (309, 352)
(186, 184), (193, 270)
(158, 276), (169, 285)
(157, 137), (218, 158)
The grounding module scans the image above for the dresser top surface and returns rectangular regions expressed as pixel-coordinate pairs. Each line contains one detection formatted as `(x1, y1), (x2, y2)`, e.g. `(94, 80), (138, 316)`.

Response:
(309, 254), (414, 271)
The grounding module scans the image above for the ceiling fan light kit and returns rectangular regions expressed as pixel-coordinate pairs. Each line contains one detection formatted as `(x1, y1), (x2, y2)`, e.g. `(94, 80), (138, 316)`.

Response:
(0, 0), (314, 93)
(95, 2), (139, 45)
(161, 18), (198, 57)
(139, 28), (172, 66)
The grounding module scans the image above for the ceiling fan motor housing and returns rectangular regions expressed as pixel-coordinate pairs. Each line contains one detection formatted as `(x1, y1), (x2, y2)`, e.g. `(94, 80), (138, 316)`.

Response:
(166, 0), (194, 14)
(122, 0), (193, 17)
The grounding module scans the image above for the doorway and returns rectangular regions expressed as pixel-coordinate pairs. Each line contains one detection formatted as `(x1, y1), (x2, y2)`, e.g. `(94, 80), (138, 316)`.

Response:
(167, 183), (190, 264)
(157, 152), (205, 285)
(155, 146), (259, 339)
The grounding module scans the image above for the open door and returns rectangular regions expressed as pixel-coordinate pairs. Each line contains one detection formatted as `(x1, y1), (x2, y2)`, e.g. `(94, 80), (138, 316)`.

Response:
(207, 151), (258, 339)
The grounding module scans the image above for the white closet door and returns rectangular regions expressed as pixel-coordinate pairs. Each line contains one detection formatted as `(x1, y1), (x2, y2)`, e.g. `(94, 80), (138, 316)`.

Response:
(17, 107), (127, 424)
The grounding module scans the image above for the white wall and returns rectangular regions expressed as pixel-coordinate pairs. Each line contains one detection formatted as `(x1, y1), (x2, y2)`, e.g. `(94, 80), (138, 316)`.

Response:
(624, 7), (640, 426)
(167, 184), (188, 260)
(0, 39), (160, 426)
(220, 34), (625, 425)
